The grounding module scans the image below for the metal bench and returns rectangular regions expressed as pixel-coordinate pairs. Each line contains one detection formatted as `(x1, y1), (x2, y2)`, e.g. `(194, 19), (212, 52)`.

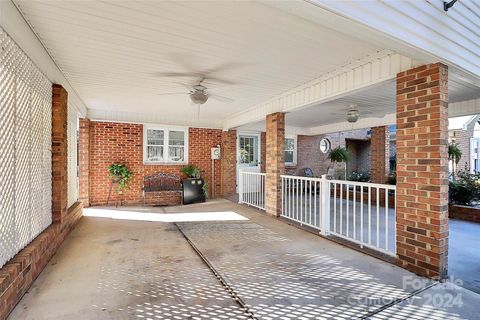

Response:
(142, 172), (182, 206)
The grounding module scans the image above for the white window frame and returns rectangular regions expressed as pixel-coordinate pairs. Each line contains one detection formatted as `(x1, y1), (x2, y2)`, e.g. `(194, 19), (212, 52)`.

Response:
(143, 125), (189, 164)
(285, 135), (297, 166)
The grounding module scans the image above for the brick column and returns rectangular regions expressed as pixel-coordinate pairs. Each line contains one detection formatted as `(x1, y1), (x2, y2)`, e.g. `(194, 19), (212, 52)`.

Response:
(371, 126), (389, 183)
(51, 84), (68, 223)
(221, 129), (237, 197)
(79, 118), (90, 207)
(260, 131), (266, 173)
(265, 112), (285, 217)
(396, 63), (449, 278)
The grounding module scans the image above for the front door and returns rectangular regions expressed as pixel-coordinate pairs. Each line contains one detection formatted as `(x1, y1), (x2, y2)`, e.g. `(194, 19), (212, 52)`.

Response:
(236, 133), (261, 192)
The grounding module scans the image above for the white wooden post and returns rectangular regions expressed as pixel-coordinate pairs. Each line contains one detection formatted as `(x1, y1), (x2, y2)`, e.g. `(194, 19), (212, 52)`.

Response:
(238, 170), (243, 203)
(321, 174), (330, 236)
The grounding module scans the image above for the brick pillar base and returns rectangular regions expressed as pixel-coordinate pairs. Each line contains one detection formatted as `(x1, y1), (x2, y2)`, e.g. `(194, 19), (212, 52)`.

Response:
(265, 112), (285, 217)
(371, 126), (389, 183)
(51, 84), (68, 223)
(396, 63), (449, 278)
(221, 129), (237, 197)
(79, 118), (90, 207)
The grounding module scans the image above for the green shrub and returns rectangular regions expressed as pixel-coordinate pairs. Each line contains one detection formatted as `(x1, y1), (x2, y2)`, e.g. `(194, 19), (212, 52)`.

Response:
(449, 170), (480, 205)
(348, 170), (370, 182)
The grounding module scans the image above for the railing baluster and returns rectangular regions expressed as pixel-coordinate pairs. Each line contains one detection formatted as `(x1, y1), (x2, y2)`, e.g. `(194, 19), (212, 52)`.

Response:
(353, 184), (356, 240)
(340, 183), (343, 235)
(385, 188), (389, 251)
(360, 185), (363, 247)
(368, 186), (372, 245)
(346, 183), (349, 237)
(377, 187), (380, 247)
(334, 182), (337, 233)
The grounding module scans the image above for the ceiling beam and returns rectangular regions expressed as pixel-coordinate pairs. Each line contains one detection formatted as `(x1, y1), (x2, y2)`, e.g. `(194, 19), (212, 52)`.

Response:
(222, 50), (416, 130)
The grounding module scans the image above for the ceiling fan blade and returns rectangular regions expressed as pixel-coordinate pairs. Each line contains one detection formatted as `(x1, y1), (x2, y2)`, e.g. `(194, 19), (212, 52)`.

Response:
(203, 62), (244, 75)
(154, 71), (203, 78)
(209, 94), (234, 103)
(157, 92), (188, 96)
(202, 76), (238, 86)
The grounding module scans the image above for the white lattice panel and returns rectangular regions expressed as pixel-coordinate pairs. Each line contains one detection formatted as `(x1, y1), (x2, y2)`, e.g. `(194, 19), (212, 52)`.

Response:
(0, 28), (52, 268)
(67, 103), (78, 208)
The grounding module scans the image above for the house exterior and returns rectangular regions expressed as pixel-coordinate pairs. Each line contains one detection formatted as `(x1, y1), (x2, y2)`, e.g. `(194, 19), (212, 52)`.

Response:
(449, 115), (480, 173)
(1, 0), (480, 318)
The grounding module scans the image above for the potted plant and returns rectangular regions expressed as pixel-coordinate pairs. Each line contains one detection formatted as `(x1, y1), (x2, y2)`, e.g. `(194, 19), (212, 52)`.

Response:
(180, 165), (206, 204)
(107, 163), (133, 192)
(327, 146), (351, 180)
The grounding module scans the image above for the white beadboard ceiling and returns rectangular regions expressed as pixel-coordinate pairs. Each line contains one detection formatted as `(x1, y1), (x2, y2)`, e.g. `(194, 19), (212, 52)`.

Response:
(13, 0), (383, 128)
(13, 0), (480, 129)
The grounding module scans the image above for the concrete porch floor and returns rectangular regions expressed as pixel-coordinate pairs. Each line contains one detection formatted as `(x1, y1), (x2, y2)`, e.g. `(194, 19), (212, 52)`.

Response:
(8, 199), (480, 319)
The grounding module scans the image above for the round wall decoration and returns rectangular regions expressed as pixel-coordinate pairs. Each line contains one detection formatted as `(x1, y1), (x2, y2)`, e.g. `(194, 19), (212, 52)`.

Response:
(320, 138), (331, 154)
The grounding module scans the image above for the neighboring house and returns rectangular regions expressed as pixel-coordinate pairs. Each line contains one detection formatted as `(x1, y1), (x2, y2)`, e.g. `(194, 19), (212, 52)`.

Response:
(449, 115), (480, 173)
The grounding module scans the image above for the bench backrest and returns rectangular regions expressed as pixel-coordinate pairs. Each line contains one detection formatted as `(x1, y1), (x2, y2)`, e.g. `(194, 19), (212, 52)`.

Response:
(143, 172), (182, 192)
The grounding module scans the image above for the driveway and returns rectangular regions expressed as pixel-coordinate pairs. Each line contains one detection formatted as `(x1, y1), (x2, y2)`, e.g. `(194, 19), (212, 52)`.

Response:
(449, 219), (480, 294)
(8, 199), (480, 319)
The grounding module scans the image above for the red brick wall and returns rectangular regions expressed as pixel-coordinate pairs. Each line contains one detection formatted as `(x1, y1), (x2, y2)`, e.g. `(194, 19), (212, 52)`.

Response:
(371, 126), (389, 183)
(295, 129), (370, 177)
(221, 129), (237, 196)
(89, 122), (223, 205)
(79, 118), (90, 207)
(396, 63), (449, 279)
(265, 113), (285, 217)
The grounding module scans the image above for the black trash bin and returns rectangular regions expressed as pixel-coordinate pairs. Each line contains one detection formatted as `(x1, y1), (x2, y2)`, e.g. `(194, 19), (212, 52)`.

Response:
(182, 178), (206, 205)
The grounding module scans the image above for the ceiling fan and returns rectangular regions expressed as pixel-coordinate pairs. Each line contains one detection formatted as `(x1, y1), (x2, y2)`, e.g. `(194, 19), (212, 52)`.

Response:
(157, 78), (234, 105)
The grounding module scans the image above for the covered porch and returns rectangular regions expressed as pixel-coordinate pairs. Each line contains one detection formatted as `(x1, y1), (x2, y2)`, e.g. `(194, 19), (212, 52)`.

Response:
(1, 0), (480, 319)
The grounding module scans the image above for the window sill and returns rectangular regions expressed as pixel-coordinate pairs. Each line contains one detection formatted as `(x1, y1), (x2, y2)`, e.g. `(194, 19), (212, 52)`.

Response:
(144, 162), (188, 166)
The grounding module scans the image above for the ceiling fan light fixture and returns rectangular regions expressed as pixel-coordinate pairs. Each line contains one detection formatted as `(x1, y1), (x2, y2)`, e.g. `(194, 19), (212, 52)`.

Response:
(346, 104), (360, 123)
(190, 90), (208, 104)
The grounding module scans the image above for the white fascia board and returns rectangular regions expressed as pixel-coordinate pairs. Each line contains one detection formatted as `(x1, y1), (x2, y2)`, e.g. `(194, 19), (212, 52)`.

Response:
(223, 51), (415, 130)
(1, 0), (87, 116)
(308, 113), (396, 135)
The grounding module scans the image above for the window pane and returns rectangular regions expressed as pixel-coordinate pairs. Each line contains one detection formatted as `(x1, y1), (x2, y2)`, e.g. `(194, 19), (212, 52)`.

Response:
(239, 136), (258, 165)
(169, 130), (185, 146)
(147, 146), (164, 162)
(147, 129), (164, 145)
(169, 146), (184, 162)
(285, 150), (294, 163)
(285, 138), (294, 151)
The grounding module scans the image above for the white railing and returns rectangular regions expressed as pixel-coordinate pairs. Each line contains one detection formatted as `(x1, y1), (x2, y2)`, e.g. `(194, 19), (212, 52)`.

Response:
(328, 179), (396, 257)
(279, 175), (396, 257)
(280, 175), (330, 235)
(239, 171), (266, 210)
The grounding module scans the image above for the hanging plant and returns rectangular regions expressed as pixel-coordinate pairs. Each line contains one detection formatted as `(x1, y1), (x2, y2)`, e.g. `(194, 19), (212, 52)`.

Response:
(328, 146), (351, 163)
(107, 163), (133, 191)
(327, 146), (351, 180)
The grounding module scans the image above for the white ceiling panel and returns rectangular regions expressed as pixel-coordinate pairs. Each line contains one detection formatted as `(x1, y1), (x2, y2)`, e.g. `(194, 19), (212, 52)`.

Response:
(14, 0), (382, 127)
